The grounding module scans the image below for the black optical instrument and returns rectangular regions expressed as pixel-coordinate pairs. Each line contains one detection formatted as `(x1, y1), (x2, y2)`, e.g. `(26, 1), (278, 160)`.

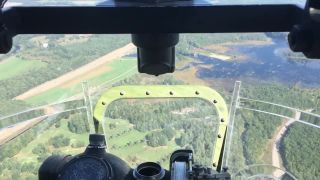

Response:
(39, 134), (230, 180)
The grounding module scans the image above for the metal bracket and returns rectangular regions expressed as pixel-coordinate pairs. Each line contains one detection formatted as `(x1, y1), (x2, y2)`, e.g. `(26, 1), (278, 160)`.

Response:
(0, 0), (12, 53)
(288, 0), (320, 59)
(93, 85), (229, 171)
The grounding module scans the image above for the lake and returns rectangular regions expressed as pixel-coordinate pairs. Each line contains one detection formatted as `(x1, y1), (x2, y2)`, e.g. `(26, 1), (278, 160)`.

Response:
(191, 37), (320, 87)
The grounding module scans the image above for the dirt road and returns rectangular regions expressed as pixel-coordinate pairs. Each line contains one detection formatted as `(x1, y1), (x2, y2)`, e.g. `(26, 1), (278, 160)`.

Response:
(272, 111), (301, 177)
(15, 43), (135, 100)
(0, 117), (44, 146)
(0, 105), (66, 146)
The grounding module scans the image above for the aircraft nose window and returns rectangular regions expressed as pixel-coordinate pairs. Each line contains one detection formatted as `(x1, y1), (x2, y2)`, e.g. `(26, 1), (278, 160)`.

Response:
(0, 33), (319, 179)
(0, 0), (319, 179)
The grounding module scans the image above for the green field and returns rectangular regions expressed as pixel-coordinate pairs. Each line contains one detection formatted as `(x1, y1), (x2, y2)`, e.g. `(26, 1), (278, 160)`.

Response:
(25, 58), (137, 105)
(3, 116), (179, 179)
(14, 117), (89, 163)
(105, 119), (180, 167)
(25, 87), (79, 105)
(10, 116), (177, 165)
(0, 57), (45, 81)
(87, 58), (137, 86)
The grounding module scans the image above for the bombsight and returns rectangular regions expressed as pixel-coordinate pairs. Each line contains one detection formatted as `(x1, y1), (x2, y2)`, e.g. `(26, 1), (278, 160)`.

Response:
(39, 134), (230, 180)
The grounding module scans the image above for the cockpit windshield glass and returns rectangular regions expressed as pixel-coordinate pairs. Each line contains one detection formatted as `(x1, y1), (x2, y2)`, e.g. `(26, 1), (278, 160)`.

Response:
(4, 0), (306, 7)
(0, 32), (319, 180)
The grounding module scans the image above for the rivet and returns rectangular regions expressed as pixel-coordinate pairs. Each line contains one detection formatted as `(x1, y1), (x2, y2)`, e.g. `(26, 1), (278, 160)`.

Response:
(221, 118), (224, 122)
(212, 163), (216, 167)
(213, 100), (218, 104)
(146, 91), (150, 95)
(120, 91), (124, 96)
(218, 134), (222, 138)
(195, 91), (200, 95)
(102, 102), (106, 105)
(169, 91), (174, 95)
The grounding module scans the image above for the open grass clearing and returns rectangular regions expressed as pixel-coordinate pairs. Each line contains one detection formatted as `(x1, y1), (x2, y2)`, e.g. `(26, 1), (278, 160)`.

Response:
(0, 57), (45, 80)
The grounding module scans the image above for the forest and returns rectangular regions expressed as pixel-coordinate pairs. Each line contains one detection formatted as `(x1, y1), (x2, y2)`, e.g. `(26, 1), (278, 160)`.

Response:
(0, 109), (89, 180)
(280, 123), (320, 179)
(0, 75), (319, 179)
(229, 82), (320, 179)
(106, 97), (218, 166)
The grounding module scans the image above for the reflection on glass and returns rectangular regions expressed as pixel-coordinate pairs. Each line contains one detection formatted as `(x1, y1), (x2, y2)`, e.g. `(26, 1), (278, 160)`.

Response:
(225, 82), (320, 180)
(0, 108), (90, 180)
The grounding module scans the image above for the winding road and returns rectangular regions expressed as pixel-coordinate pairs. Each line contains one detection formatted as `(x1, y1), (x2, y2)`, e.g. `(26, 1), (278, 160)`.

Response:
(272, 111), (301, 177)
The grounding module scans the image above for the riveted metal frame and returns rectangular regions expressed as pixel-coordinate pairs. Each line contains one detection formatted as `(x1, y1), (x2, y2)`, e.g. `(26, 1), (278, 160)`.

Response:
(93, 85), (228, 171)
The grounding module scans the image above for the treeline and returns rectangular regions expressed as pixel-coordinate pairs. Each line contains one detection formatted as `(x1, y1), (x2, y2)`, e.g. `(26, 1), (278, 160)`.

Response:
(177, 33), (269, 54)
(280, 123), (320, 180)
(231, 82), (320, 178)
(241, 83), (317, 109)
(112, 74), (185, 87)
(106, 99), (216, 132)
(0, 110), (88, 179)
(0, 100), (43, 128)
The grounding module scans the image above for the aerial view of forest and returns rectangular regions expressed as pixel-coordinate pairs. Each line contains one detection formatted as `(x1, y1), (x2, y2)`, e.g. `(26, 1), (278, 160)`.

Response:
(0, 13), (319, 180)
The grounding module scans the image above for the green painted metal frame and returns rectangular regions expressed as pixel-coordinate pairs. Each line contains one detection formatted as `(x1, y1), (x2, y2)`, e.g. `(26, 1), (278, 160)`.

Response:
(93, 85), (229, 170)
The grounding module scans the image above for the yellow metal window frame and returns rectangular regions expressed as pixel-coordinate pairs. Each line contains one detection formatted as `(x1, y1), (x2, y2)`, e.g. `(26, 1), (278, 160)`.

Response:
(93, 85), (228, 170)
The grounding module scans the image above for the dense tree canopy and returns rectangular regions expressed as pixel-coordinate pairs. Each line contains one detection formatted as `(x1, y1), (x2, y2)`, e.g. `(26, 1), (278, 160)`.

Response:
(49, 135), (70, 148)
(281, 124), (320, 180)
(145, 131), (168, 147)
(67, 113), (90, 134)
